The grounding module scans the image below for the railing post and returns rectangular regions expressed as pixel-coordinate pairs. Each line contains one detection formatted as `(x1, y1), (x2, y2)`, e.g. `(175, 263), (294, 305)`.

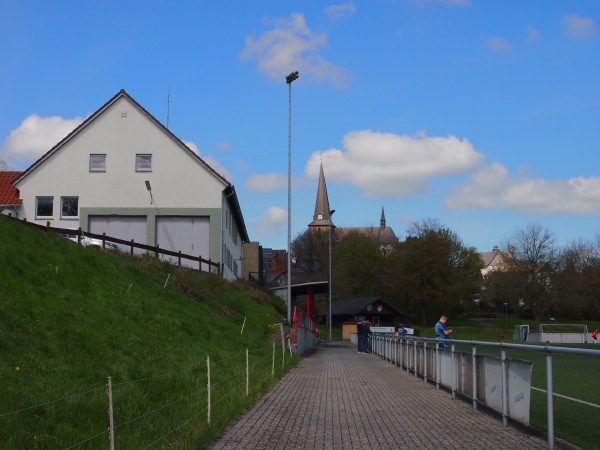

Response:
(451, 342), (456, 399)
(472, 343), (478, 410)
(501, 346), (508, 426)
(130, 239), (134, 256)
(413, 339), (417, 379)
(436, 342), (440, 389)
(423, 341), (428, 383)
(546, 351), (555, 449)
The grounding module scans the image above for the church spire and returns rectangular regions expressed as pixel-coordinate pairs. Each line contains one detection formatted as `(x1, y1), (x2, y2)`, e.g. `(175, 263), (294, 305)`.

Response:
(380, 206), (386, 229)
(308, 162), (334, 229)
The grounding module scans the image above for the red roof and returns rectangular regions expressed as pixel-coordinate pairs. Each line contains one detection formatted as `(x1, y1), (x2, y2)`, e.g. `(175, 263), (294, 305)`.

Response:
(0, 171), (23, 205)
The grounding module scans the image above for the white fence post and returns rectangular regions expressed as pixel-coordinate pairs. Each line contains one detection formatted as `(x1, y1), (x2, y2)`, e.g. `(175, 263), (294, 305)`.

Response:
(107, 376), (115, 450)
(207, 355), (211, 425)
(246, 348), (249, 397)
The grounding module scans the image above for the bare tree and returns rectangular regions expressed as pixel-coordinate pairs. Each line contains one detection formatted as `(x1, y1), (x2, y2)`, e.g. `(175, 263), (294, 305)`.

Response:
(502, 223), (557, 330)
(0, 158), (11, 171)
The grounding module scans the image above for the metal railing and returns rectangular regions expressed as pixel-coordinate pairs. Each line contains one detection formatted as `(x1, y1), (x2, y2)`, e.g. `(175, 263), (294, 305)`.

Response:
(369, 334), (600, 450)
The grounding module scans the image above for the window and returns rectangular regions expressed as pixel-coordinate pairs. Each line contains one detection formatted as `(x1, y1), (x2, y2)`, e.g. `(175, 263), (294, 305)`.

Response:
(136, 154), (152, 172)
(36, 196), (54, 218)
(90, 154), (106, 172)
(61, 196), (79, 218)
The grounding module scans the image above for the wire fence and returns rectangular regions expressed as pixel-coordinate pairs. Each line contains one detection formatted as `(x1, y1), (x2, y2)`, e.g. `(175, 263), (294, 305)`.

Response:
(1, 337), (293, 449)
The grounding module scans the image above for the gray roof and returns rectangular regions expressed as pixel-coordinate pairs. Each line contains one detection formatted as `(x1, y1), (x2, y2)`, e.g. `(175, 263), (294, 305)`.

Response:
(318, 296), (403, 316)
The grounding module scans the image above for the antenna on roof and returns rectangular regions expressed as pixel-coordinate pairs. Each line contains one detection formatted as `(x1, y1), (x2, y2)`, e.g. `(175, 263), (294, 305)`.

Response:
(166, 83), (171, 129)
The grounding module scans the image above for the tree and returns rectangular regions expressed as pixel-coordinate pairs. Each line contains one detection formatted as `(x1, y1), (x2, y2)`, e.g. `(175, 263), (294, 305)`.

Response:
(553, 238), (600, 321)
(0, 158), (11, 171)
(385, 219), (483, 325)
(501, 223), (558, 330)
(332, 231), (384, 299)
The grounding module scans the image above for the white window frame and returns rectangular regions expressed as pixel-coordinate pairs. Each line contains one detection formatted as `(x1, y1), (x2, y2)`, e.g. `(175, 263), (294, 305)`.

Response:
(35, 196), (54, 218)
(135, 154), (152, 172)
(60, 196), (79, 219)
(90, 154), (106, 172)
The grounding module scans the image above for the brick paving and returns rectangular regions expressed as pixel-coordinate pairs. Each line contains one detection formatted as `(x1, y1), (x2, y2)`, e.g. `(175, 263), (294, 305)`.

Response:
(211, 341), (553, 449)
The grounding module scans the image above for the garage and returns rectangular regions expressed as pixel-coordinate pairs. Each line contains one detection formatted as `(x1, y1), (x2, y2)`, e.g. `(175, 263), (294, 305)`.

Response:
(89, 215), (147, 254)
(156, 216), (210, 270)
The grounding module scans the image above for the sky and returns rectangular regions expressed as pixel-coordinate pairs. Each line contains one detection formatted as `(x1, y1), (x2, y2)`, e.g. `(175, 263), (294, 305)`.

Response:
(1, 0), (599, 253)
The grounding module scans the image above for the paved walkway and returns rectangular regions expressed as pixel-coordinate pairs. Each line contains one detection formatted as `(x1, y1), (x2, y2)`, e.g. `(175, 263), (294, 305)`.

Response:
(211, 341), (556, 449)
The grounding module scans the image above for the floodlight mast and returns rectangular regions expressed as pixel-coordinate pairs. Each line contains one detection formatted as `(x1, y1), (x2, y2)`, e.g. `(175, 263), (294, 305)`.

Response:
(286, 71), (299, 324)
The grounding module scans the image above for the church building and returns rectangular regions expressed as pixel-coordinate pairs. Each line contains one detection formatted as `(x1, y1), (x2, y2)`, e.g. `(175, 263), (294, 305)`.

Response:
(308, 162), (399, 249)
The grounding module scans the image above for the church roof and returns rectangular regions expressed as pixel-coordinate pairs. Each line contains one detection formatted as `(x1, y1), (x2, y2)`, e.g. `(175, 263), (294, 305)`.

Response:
(308, 162), (334, 228)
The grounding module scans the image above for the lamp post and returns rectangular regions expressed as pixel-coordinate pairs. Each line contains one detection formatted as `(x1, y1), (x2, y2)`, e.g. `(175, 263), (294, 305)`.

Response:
(328, 209), (335, 340)
(285, 71), (299, 324)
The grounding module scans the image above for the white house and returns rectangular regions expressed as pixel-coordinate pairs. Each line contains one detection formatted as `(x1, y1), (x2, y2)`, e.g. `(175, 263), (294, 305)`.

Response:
(11, 89), (248, 280)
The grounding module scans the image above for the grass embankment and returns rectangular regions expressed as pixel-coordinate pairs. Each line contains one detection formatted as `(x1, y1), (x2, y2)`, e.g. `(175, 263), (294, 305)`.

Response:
(0, 216), (298, 449)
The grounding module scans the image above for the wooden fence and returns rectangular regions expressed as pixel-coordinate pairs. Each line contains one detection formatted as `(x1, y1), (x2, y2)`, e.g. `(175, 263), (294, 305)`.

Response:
(7, 215), (220, 275)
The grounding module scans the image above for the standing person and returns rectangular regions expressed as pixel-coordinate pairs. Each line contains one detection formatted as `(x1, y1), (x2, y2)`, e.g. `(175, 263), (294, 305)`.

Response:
(435, 315), (453, 349)
(397, 324), (408, 343)
(362, 320), (372, 353)
(356, 320), (364, 353)
(592, 329), (598, 344)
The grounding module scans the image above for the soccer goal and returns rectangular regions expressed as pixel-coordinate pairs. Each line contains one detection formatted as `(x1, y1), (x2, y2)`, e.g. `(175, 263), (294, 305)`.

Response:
(527, 323), (589, 344)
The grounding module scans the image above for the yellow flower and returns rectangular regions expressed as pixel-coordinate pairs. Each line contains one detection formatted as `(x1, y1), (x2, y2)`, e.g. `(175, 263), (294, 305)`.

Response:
(15, 367), (20, 372)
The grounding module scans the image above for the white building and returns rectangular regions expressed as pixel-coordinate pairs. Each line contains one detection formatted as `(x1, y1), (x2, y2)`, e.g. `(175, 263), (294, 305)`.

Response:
(11, 89), (248, 279)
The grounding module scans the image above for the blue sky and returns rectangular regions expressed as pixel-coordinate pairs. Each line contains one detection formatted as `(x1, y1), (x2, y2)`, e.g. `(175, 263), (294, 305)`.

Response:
(1, 0), (599, 252)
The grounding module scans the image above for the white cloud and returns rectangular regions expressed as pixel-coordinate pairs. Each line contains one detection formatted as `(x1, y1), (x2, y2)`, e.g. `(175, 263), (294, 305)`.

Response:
(446, 162), (600, 214)
(486, 37), (512, 52)
(246, 173), (288, 192)
(563, 15), (596, 38)
(323, 3), (356, 22)
(254, 206), (287, 236)
(240, 13), (350, 88)
(183, 140), (233, 181)
(1, 114), (84, 163)
(527, 25), (540, 42)
(217, 141), (232, 152)
(305, 130), (483, 197)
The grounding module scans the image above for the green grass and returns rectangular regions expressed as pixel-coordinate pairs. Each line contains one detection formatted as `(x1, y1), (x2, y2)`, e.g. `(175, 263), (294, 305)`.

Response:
(0, 216), (299, 449)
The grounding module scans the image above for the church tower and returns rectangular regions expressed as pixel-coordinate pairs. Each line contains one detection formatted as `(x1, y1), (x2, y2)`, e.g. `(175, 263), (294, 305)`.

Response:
(308, 162), (334, 231)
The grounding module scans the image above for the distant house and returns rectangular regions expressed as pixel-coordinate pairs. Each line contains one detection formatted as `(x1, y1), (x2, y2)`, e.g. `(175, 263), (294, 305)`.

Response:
(9, 90), (248, 279)
(0, 171), (23, 217)
(480, 245), (505, 277)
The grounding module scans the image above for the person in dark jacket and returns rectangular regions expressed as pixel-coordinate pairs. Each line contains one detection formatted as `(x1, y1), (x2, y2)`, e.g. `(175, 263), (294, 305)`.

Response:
(356, 321), (364, 353)
(360, 321), (372, 353)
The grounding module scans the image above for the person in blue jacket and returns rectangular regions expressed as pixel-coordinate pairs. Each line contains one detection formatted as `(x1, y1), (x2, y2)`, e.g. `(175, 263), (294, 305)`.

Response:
(435, 315), (453, 349)
(397, 324), (408, 343)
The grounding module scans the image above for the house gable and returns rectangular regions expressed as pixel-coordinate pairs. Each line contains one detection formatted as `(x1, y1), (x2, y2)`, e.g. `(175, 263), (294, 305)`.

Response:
(10, 90), (248, 279)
